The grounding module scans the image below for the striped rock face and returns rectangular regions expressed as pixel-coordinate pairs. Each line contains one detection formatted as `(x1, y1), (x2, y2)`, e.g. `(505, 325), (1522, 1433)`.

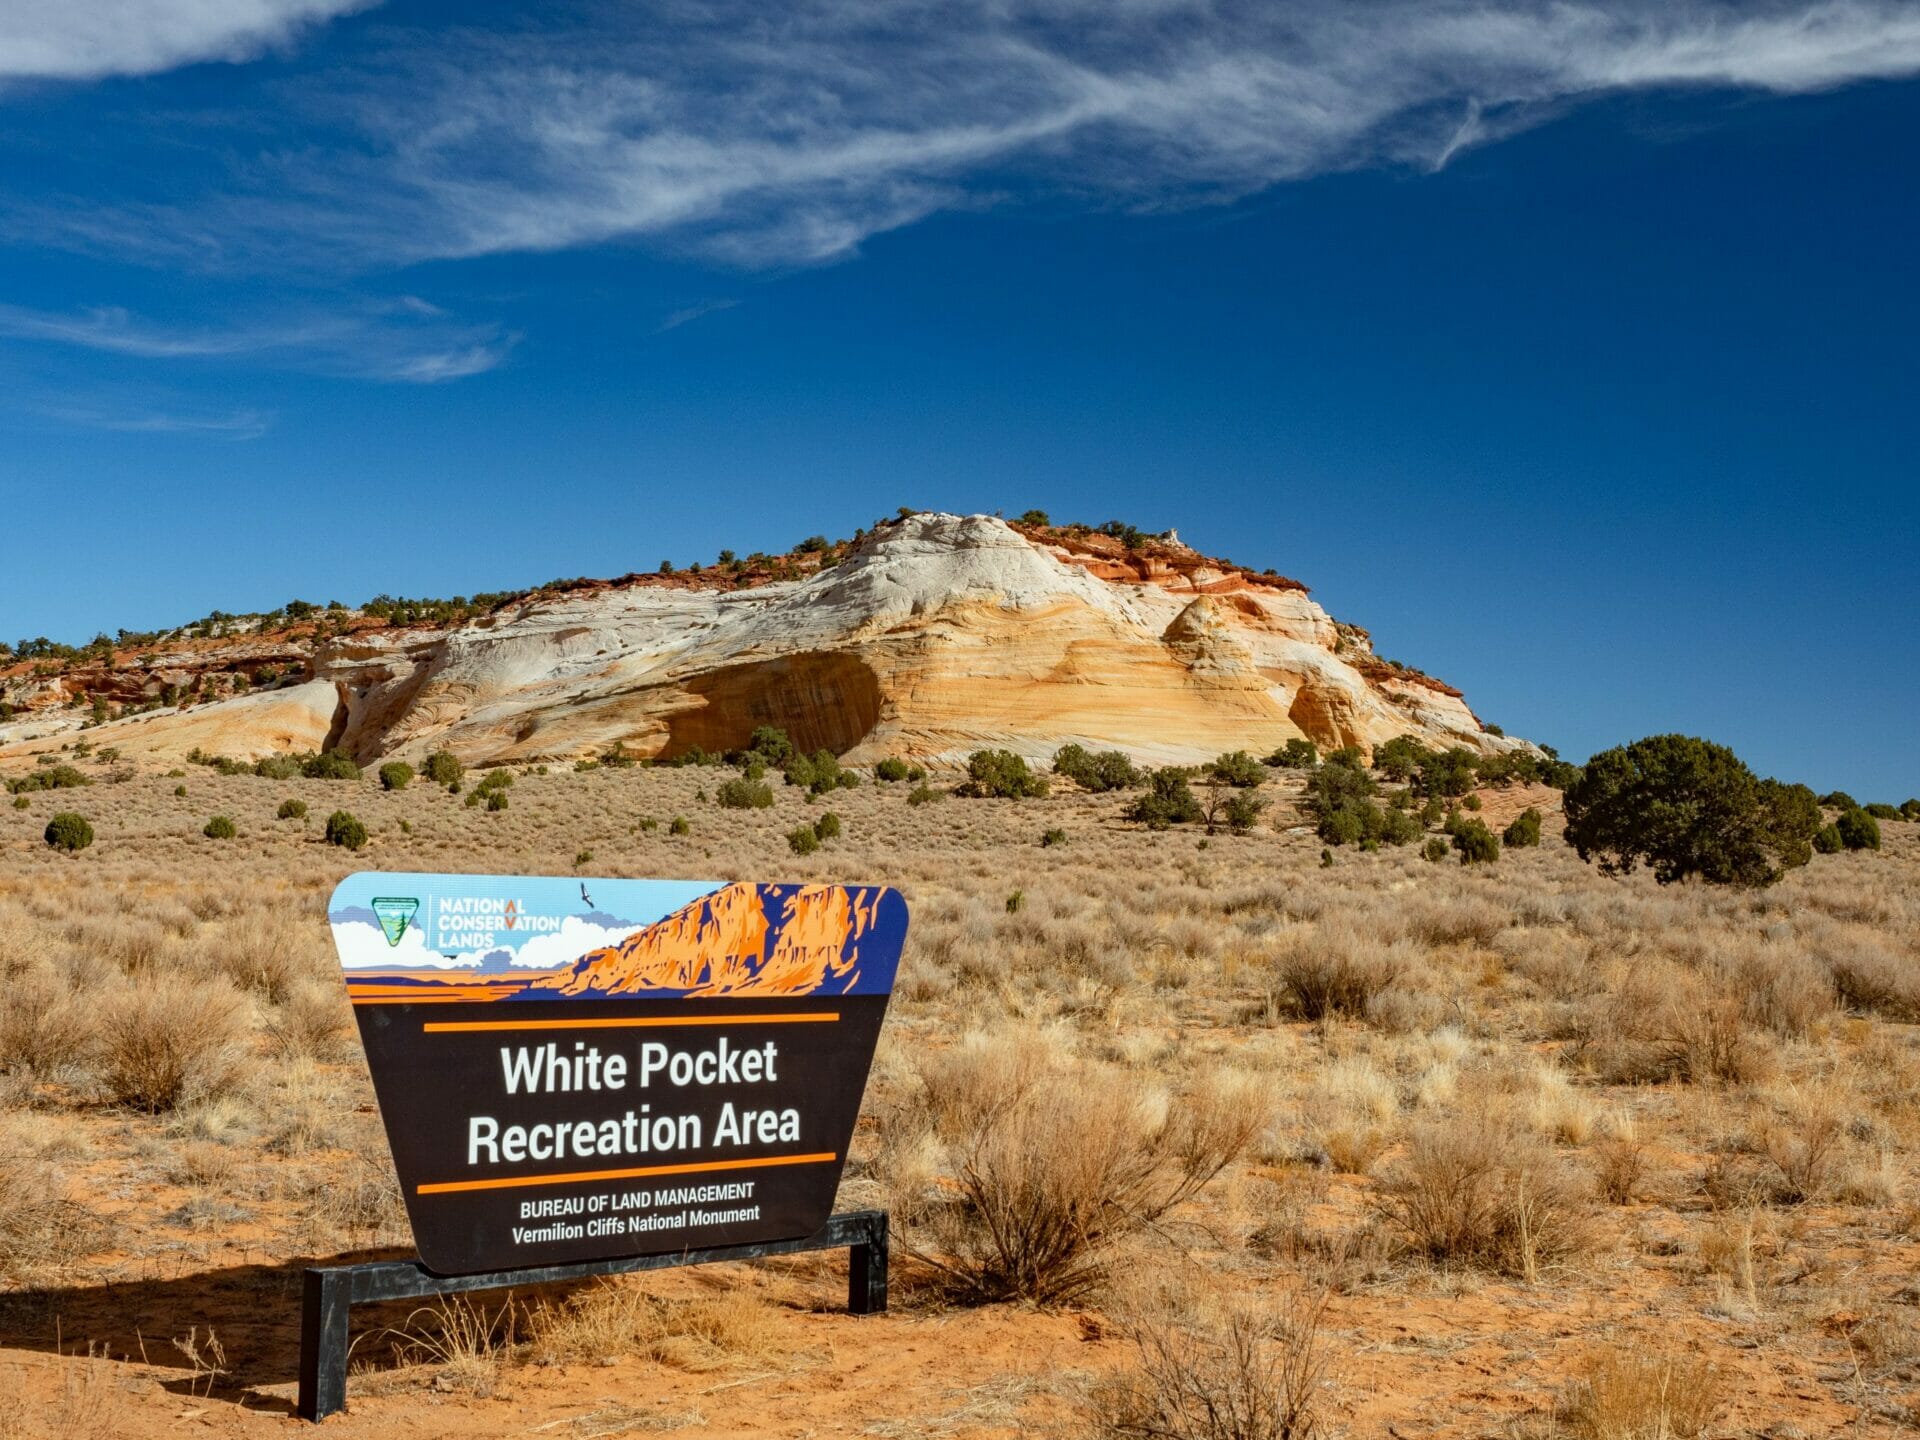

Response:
(1, 513), (1529, 771)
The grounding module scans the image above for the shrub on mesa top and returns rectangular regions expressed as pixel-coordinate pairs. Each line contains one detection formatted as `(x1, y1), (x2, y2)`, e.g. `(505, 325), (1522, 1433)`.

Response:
(955, 750), (1048, 799)
(1561, 734), (1822, 887)
(1053, 744), (1141, 792)
(1836, 807), (1882, 852)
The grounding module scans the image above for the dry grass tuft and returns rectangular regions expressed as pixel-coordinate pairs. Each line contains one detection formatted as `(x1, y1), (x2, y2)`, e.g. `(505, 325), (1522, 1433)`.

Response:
(526, 1281), (782, 1371)
(1544, 1344), (1722, 1440)
(95, 975), (249, 1111)
(1085, 1288), (1328, 1440)
(1371, 1109), (1591, 1279)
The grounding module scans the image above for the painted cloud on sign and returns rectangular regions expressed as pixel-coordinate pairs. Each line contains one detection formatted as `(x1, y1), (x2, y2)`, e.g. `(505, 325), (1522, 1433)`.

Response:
(327, 904), (644, 972)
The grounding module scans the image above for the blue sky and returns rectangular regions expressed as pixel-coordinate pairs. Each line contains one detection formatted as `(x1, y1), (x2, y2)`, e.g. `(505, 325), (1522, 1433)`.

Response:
(2, 2), (1917, 798)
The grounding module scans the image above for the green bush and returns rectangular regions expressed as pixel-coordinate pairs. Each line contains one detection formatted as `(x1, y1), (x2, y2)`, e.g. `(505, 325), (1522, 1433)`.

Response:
(424, 751), (464, 787)
(787, 825), (820, 856)
(1040, 827), (1067, 848)
(1423, 837), (1450, 862)
(174, 784), (187, 797)
(1819, 791), (1857, 810)
(1209, 789), (1268, 835)
(784, 749), (859, 795)
(873, 757), (910, 783)
(1416, 747), (1479, 800)
(668, 815), (690, 836)
(476, 767), (514, 792)
(1264, 738), (1319, 770)
(1902, 799), (1920, 821)
(1562, 735), (1822, 888)
(1863, 802), (1901, 821)
(715, 778), (775, 810)
(486, 791), (509, 812)
(252, 754), (302, 780)
(813, 811), (841, 841)
(324, 810), (367, 851)
(278, 798), (307, 820)
(1814, 824), (1843, 854)
(9, 795), (26, 810)
(1373, 736), (1429, 784)
(1204, 750), (1266, 788)
(302, 750), (361, 781)
(43, 812), (93, 852)
(743, 726), (795, 767)
(955, 749), (1049, 799)
(1502, 807), (1543, 848)
(378, 761), (414, 792)
(1125, 768), (1204, 830)
(202, 815), (236, 840)
(1053, 744), (1142, 792)
(907, 784), (939, 807)
(1836, 808), (1882, 852)
(1452, 818), (1501, 864)
(7, 764), (90, 794)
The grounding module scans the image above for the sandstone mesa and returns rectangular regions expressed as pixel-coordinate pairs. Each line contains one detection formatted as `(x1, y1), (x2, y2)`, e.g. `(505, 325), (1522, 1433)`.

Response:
(0, 513), (1527, 770)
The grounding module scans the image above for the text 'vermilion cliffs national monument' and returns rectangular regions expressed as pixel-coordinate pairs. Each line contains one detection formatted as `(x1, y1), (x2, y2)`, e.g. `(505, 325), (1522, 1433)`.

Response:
(0, 513), (1530, 769)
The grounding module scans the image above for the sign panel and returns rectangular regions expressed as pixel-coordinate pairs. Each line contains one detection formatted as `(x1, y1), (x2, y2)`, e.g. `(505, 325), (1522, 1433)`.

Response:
(328, 872), (907, 1276)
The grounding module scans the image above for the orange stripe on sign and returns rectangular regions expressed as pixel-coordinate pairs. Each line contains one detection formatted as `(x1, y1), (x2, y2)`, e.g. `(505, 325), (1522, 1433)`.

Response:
(417, 1151), (838, 1196)
(422, 1011), (839, 1033)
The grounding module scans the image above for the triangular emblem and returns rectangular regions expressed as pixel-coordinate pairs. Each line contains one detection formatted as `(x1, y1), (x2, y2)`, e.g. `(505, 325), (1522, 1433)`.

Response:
(371, 897), (419, 948)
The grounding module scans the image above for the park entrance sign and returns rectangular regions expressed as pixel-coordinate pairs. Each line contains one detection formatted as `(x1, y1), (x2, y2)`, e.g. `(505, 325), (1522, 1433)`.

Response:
(328, 872), (907, 1276)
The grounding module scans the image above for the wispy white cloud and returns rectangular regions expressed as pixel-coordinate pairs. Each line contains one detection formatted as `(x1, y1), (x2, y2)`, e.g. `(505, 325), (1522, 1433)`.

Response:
(657, 298), (739, 333)
(0, 299), (516, 382)
(7, 2), (1920, 272)
(36, 400), (274, 439)
(0, 0), (373, 82)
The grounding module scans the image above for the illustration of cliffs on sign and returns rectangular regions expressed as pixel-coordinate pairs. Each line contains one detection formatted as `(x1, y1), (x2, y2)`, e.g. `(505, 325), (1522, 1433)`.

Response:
(333, 879), (906, 1003)
(0, 512), (1531, 770)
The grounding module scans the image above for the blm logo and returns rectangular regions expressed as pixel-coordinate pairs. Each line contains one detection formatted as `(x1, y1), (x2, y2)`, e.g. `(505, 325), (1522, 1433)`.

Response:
(371, 897), (420, 948)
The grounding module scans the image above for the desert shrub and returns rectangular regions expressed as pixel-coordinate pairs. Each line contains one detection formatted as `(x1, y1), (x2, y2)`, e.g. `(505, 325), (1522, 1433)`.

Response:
(7, 764), (90, 794)
(1562, 736), (1820, 886)
(1204, 751), (1266, 788)
(1549, 1346), (1722, 1440)
(1264, 739), (1319, 770)
(1825, 939), (1920, 1021)
(1451, 818), (1500, 864)
(486, 790), (509, 812)
(324, 810), (368, 850)
(955, 749), (1049, 799)
(900, 1050), (1265, 1304)
(1372, 736), (1428, 783)
(1272, 926), (1405, 1021)
(786, 825), (819, 856)
(1126, 768), (1204, 829)
(1085, 1291), (1327, 1440)
(1591, 1139), (1645, 1206)
(527, 1281), (780, 1371)
(1836, 807), (1882, 851)
(1819, 790), (1856, 809)
(907, 784), (939, 806)
(475, 767), (514, 794)
(1372, 1112), (1590, 1278)
(1502, 807), (1543, 848)
(378, 761), (414, 792)
(1041, 827), (1068, 847)
(715, 777), (774, 810)
(1903, 798), (1920, 820)
(424, 751), (464, 786)
(1864, 802), (1901, 820)
(1204, 783), (1268, 836)
(784, 748), (859, 794)
(301, 749), (361, 780)
(813, 811), (841, 841)
(1054, 744), (1143, 792)
(1414, 746), (1479, 800)
(43, 812), (93, 852)
(8, 796), (25, 810)
(97, 977), (248, 1111)
(0, 968), (95, 1075)
(202, 815), (236, 840)
(252, 754), (302, 779)
(277, 798), (308, 820)
(1422, 837), (1449, 862)
(874, 757), (910, 782)
(743, 726), (795, 767)
(1813, 823), (1843, 854)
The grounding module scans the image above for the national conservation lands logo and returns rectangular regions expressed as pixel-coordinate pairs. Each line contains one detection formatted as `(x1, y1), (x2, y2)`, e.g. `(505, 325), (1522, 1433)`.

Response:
(328, 872), (908, 1275)
(371, 896), (419, 948)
